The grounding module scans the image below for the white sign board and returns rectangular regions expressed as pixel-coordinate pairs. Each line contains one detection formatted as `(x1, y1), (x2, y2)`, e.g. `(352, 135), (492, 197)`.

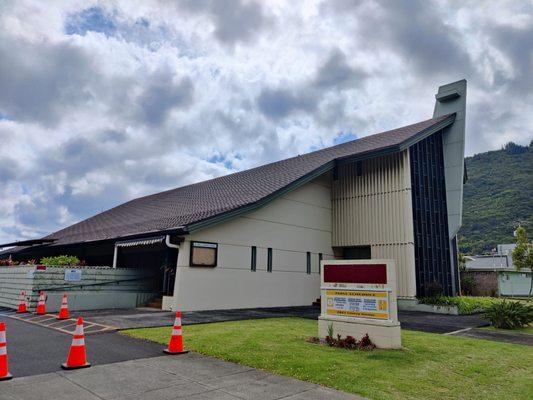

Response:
(318, 259), (401, 349)
(64, 269), (82, 282)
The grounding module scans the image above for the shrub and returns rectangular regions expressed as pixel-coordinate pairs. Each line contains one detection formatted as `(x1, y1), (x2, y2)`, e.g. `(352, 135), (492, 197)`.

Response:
(460, 275), (477, 296)
(0, 256), (19, 266)
(39, 255), (82, 266)
(484, 301), (533, 329)
(418, 296), (501, 314)
(324, 327), (376, 351)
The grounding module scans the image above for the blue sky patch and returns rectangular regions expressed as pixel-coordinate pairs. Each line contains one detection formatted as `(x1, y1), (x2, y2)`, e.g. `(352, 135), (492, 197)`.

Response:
(333, 131), (358, 145)
(65, 7), (116, 36)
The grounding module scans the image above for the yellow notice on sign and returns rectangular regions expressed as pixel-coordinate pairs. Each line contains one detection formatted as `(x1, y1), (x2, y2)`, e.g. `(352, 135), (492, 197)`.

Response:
(325, 289), (389, 320)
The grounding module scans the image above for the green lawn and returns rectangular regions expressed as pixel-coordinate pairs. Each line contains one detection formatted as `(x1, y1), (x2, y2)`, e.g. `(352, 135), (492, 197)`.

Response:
(123, 318), (533, 400)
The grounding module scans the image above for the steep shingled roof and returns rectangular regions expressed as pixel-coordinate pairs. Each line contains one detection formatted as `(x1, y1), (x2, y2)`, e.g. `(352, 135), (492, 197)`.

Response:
(6, 114), (455, 249)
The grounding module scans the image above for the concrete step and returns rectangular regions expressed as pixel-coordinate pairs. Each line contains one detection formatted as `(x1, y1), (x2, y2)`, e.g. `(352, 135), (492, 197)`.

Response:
(146, 297), (163, 309)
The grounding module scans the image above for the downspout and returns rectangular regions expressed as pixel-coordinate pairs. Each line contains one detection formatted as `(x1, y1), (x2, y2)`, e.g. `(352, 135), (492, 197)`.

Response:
(112, 244), (118, 269)
(165, 235), (180, 249)
(164, 235), (180, 299)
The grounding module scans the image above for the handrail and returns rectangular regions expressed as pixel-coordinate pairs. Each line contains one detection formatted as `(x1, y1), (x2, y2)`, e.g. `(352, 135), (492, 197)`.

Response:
(32, 275), (157, 292)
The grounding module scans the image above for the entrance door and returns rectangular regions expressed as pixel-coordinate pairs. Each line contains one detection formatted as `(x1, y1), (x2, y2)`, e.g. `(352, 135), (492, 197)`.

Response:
(161, 247), (178, 296)
(343, 246), (371, 259)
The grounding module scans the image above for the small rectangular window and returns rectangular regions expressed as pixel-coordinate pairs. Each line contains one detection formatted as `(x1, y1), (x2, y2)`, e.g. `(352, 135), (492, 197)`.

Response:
(318, 253), (323, 273)
(267, 248), (273, 272)
(251, 246), (257, 271)
(190, 241), (218, 267)
(306, 252), (311, 274)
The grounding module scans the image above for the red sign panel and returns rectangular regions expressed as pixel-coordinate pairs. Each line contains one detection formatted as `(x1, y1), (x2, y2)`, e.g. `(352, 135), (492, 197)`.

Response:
(323, 264), (387, 284)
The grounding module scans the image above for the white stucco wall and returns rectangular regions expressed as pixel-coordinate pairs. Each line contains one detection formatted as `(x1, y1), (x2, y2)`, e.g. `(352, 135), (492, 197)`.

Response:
(171, 173), (334, 311)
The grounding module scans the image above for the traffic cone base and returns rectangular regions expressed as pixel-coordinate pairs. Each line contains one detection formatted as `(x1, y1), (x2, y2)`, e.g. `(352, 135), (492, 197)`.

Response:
(163, 349), (188, 355)
(0, 372), (13, 381)
(61, 362), (91, 370)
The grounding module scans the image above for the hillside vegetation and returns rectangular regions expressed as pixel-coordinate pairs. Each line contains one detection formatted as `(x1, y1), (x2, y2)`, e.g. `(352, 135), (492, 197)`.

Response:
(458, 141), (533, 254)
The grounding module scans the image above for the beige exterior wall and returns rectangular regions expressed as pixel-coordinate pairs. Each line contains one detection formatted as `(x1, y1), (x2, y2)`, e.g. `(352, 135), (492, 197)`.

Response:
(332, 151), (417, 298)
(172, 173), (334, 311)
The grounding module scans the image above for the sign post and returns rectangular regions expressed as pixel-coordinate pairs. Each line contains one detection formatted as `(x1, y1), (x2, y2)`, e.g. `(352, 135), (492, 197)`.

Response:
(318, 259), (401, 349)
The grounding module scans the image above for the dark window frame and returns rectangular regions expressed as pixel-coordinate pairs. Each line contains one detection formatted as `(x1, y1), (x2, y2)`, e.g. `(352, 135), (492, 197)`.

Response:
(306, 252), (311, 274)
(251, 246), (257, 271)
(189, 241), (218, 267)
(356, 161), (363, 176)
(267, 247), (273, 272)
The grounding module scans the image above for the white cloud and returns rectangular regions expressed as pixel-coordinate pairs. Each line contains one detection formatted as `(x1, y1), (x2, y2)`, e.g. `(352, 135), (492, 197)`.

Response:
(0, 0), (531, 243)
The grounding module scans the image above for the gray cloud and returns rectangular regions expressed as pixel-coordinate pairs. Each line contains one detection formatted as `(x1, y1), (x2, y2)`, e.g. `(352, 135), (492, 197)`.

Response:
(490, 23), (533, 94)
(137, 71), (194, 125)
(0, 161), (18, 184)
(344, 0), (474, 77)
(179, 0), (273, 45)
(314, 48), (367, 89)
(0, 35), (96, 126)
(257, 88), (317, 120)
(257, 48), (367, 121)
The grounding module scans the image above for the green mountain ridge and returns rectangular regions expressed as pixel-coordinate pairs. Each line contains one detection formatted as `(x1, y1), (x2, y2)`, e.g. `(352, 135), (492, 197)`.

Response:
(458, 141), (533, 255)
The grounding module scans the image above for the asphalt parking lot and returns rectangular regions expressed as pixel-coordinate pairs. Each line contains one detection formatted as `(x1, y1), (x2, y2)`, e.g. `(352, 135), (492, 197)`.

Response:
(0, 312), (162, 378)
(76, 306), (488, 334)
(0, 305), (491, 378)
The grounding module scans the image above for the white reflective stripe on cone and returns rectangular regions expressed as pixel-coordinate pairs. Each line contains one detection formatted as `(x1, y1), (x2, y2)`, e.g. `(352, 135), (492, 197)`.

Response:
(175, 318), (182, 325)
(74, 324), (84, 335)
(0, 332), (6, 343)
(172, 328), (182, 336)
(61, 305), (67, 309)
(0, 346), (7, 356)
(71, 338), (85, 346)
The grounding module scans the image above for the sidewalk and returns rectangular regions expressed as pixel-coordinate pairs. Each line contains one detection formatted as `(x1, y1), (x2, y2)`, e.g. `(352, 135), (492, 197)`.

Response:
(0, 354), (364, 400)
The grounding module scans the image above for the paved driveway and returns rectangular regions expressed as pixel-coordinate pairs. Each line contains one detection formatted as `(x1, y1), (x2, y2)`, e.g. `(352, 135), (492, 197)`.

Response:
(0, 314), (162, 378)
(0, 355), (363, 400)
(76, 306), (488, 334)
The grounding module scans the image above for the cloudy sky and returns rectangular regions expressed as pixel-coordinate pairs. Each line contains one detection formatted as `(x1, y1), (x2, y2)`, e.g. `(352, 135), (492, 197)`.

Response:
(0, 0), (531, 243)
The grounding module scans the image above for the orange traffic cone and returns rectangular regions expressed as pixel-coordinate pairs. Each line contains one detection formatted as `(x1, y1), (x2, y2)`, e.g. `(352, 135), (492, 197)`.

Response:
(17, 290), (28, 313)
(35, 291), (46, 315)
(164, 311), (188, 355)
(61, 317), (91, 370)
(57, 294), (70, 320)
(0, 322), (13, 381)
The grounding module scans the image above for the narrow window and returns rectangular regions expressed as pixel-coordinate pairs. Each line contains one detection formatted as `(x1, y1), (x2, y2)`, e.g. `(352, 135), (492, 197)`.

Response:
(306, 252), (311, 274)
(318, 253), (323, 274)
(267, 248), (273, 272)
(333, 165), (339, 181)
(356, 161), (363, 176)
(251, 246), (257, 271)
